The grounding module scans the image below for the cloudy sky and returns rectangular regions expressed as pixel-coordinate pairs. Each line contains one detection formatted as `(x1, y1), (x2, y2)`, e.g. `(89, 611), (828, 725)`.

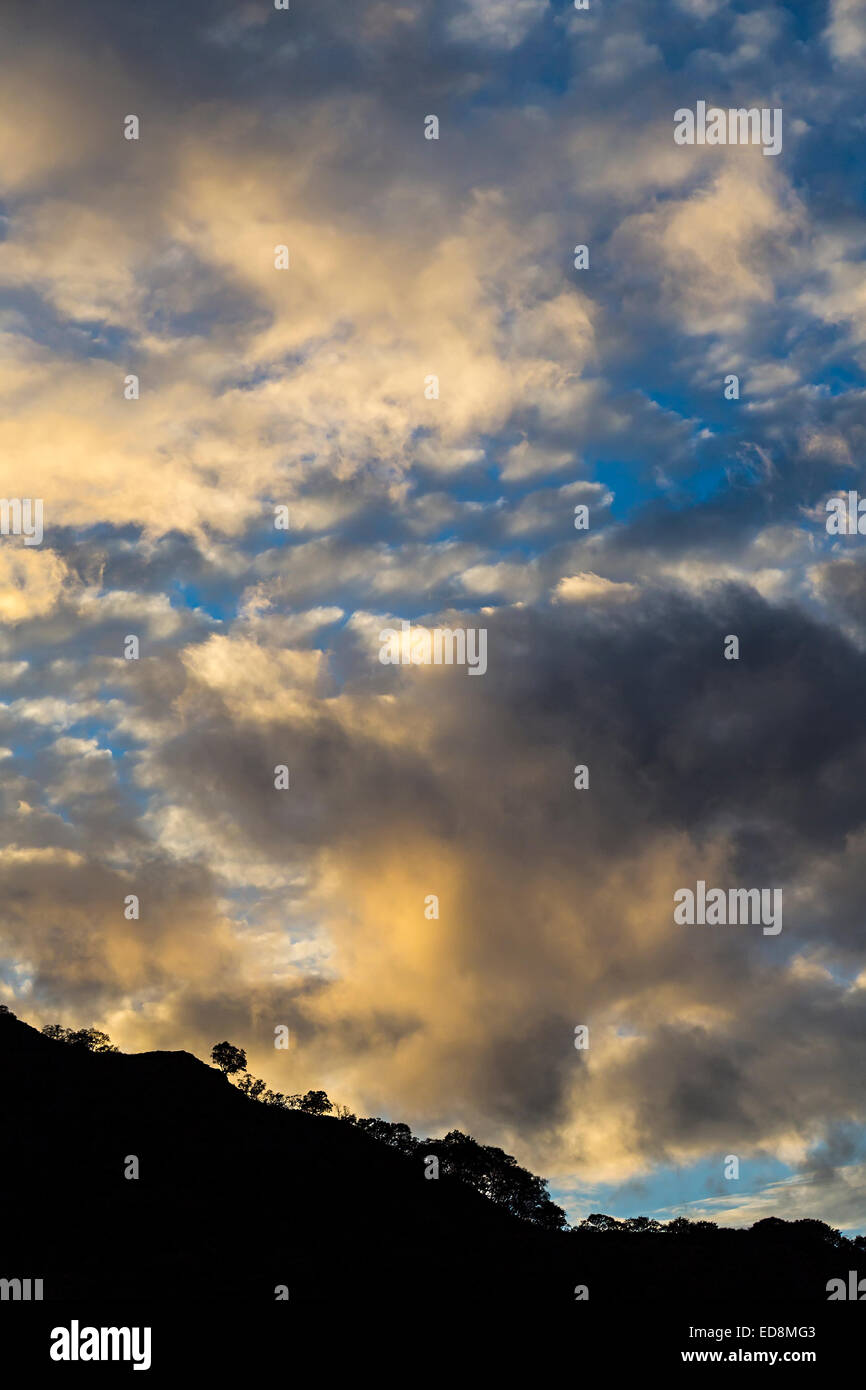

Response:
(2, 0), (866, 1231)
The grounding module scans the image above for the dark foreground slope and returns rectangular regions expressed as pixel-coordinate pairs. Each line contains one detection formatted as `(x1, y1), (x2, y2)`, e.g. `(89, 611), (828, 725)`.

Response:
(0, 1012), (856, 1309)
(0, 1011), (568, 1309)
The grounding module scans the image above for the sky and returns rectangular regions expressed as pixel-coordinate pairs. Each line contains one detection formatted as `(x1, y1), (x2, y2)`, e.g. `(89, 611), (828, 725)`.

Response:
(1, 0), (866, 1232)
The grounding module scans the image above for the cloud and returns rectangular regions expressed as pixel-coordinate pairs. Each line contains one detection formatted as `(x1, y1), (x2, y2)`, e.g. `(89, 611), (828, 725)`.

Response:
(1, 591), (851, 1193)
(825, 0), (866, 63)
(2, 0), (866, 1231)
(553, 572), (637, 602)
(448, 0), (548, 50)
(0, 548), (70, 622)
(673, 1163), (866, 1233)
(612, 162), (803, 337)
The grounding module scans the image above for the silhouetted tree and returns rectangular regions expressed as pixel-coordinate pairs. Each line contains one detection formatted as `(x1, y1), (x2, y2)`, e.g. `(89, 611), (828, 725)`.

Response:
(424, 1129), (567, 1230)
(791, 1219), (844, 1249)
(211, 1041), (247, 1077)
(42, 1024), (70, 1043)
(295, 1089), (333, 1115)
(356, 1118), (418, 1153)
(580, 1213), (623, 1232)
(73, 1028), (118, 1053)
(623, 1217), (662, 1234)
(236, 1074), (266, 1102)
(665, 1217), (693, 1235)
(749, 1216), (845, 1250)
(41, 1024), (118, 1052)
(577, 1213), (717, 1235)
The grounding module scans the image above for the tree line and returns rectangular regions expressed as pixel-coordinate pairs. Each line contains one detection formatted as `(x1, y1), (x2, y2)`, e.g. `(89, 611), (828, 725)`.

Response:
(18, 1012), (865, 1251)
(210, 1038), (567, 1228)
(40, 1023), (119, 1052)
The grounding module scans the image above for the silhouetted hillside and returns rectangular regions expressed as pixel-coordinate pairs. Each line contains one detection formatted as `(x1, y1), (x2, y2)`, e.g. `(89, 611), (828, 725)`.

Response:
(0, 1010), (858, 1309)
